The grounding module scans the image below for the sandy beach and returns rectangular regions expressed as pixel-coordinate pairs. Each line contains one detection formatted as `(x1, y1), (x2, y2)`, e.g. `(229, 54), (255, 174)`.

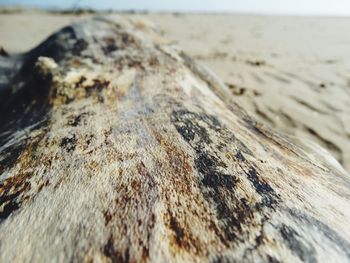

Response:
(1, 9), (349, 172)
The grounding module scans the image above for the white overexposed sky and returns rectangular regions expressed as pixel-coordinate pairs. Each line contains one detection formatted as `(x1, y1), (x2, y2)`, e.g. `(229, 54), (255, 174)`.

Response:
(1, 0), (350, 16)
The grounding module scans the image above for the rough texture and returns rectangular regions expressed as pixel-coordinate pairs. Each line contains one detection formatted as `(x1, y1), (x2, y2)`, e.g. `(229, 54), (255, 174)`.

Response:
(0, 17), (350, 263)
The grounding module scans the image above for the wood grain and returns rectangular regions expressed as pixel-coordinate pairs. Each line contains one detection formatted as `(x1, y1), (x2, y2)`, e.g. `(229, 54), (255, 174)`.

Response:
(0, 17), (349, 263)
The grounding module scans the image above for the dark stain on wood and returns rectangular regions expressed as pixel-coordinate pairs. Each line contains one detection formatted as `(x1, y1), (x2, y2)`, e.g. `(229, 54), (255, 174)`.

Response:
(72, 38), (89, 56)
(103, 236), (130, 263)
(60, 134), (77, 152)
(196, 152), (237, 190)
(169, 211), (185, 247)
(288, 208), (350, 260)
(67, 112), (89, 127)
(0, 142), (26, 173)
(171, 109), (254, 244)
(245, 167), (275, 208)
(235, 150), (246, 162)
(102, 37), (119, 55)
(171, 108), (282, 249)
(85, 79), (110, 102)
(0, 173), (31, 220)
(166, 209), (201, 253)
(280, 224), (317, 263)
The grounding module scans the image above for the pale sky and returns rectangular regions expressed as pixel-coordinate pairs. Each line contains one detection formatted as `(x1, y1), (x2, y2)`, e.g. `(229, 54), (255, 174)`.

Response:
(1, 0), (350, 16)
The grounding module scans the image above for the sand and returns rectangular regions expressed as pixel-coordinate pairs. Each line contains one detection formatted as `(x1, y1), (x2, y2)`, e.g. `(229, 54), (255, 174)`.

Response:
(1, 9), (350, 172)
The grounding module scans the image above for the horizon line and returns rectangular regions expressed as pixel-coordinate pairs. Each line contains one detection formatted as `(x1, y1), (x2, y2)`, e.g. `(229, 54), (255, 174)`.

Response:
(2, 4), (350, 18)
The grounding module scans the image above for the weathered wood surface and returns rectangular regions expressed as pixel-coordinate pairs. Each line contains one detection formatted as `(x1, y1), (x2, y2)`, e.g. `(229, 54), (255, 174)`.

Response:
(0, 17), (350, 263)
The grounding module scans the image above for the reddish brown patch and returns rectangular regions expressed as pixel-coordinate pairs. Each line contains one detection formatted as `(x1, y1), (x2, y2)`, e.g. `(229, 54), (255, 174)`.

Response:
(37, 178), (50, 192)
(131, 180), (141, 191)
(150, 131), (207, 254)
(103, 236), (130, 263)
(137, 162), (156, 189)
(0, 172), (31, 219)
(142, 246), (149, 260)
(0, 133), (46, 219)
(103, 210), (112, 225)
(148, 56), (160, 66)
(165, 209), (201, 255)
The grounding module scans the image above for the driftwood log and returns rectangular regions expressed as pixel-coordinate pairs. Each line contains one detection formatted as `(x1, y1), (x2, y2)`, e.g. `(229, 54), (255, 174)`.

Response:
(0, 17), (350, 263)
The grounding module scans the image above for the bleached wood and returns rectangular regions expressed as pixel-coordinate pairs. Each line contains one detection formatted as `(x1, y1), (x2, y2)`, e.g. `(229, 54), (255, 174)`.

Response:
(0, 17), (349, 263)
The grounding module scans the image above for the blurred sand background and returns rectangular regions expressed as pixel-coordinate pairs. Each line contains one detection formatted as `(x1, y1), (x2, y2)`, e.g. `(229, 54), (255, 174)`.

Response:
(1, 9), (350, 172)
